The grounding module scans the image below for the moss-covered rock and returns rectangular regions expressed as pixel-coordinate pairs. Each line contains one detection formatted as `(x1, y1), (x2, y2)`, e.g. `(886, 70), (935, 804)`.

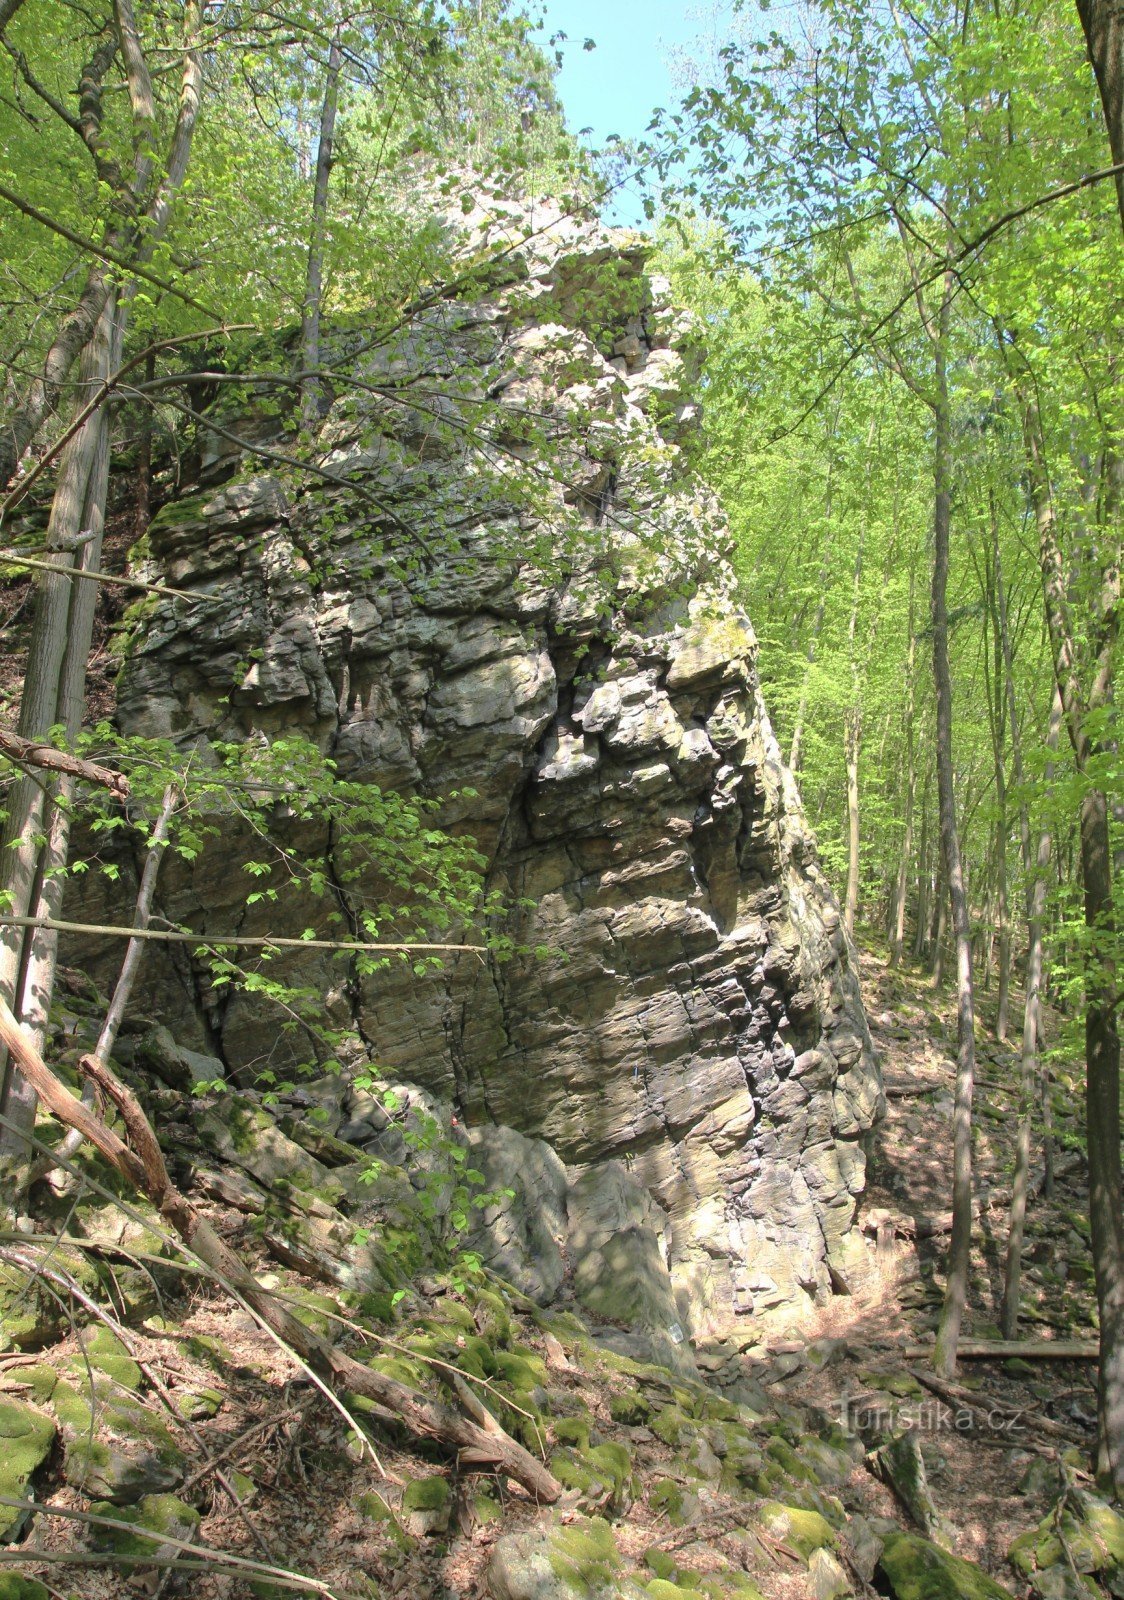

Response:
(89, 1492), (200, 1569)
(73, 1327), (142, 1391)
(493, 1348), (548, 1395)
(610, 1387), (651, 1425)
(0, 1399), (56, 1541)
(0, 1577), (50, 1599)
(173, 1386), (224, 1422)
(0, 1264), (59, 1352)
(1009, 1489), (1124, 1590)
(642, 1581), (706, 1600)
(554, 1415), (594, 1451)
(651, 1406), (694, 1448)
(648, 1479), (701, 1528)
(754, 1501), (836, 1562)
(878, 1530), (1016, 1600)
(488, 1514), (621, 1599)
(552, 1441), (634, 1513)
(402, 1474), (451, 1536)
(55, 1378), (187, 1503)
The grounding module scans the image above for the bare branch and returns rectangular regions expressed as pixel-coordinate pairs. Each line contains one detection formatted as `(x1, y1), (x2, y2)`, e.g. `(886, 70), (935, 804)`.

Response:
(0, 731), (129, 798)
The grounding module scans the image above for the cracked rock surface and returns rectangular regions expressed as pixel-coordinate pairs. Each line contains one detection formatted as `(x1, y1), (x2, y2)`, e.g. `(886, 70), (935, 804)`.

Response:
(67, 197), (881, 1336)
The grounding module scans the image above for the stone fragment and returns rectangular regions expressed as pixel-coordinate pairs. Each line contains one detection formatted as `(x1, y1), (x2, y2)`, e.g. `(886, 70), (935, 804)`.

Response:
(0, 1400), (56, 1542)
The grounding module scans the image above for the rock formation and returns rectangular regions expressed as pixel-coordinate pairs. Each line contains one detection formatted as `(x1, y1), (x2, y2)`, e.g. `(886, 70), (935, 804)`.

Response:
(66, 195), (882, 1348)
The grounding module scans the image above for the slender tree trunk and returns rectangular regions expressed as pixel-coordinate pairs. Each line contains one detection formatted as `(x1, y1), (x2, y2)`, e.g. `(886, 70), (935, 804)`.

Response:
(300, 28), (342, 428)
(932, 294), (978, 1380)
(0, 298), (116, 1157)
(931, 864), (947, 985)
(1001, 686), (1062, 1337)
(1075, 0), (1124, 231)
(790, 424), (839, 774)
(844, 710), (861, 937)
(914, 760), (932, 961)
(890, 574), (919, 965)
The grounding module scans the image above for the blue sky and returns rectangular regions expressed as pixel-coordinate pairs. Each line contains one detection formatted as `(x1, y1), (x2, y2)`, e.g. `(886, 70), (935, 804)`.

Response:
(533, 1), (730, 223)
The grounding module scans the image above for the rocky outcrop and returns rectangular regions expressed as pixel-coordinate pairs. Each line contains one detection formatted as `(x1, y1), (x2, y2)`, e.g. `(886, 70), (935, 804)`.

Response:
(68, 196), (880, 1337)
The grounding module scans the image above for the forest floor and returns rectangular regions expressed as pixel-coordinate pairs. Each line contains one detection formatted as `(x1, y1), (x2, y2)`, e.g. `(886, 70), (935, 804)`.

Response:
(768, 935), (1100, 1575)
(1, 933), (1105, 1600)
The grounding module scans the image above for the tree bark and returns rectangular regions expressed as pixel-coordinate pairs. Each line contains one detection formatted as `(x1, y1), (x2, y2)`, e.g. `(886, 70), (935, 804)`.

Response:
(890, 577), (918, 965)
(931, 290), (978, 1380)
(1001, 686), (1062, 1338)
(1075, 0), (1124, 230)
(301, 28), (342, 428)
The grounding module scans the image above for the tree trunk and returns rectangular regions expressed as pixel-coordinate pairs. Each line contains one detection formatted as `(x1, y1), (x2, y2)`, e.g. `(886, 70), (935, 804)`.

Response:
(1075, 0), (1124, 230)
(914, 760), (932, 961)
(0, 298), (116, 1157)
(931, 294), (978, 1380)
(890, 578), (919, 965)
(1001, 685), (1062, 1338)
(1020, 382), (1124, 1491)
(300, 27), (342, 428)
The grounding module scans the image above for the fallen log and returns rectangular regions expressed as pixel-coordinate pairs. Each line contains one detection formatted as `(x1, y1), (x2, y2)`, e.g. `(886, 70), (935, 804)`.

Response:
(910, 1368), (1086, 1443)
(0, 995), (561, 1503)
(903, 1339), (1097, 1360)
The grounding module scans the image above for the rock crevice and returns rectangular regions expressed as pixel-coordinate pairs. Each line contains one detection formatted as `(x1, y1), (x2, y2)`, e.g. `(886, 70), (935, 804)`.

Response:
(68, 198), (882, 1339)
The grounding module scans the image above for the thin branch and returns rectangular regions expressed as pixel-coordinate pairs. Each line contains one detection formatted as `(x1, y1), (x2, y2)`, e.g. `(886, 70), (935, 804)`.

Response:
(0, 325), (254, 523)
(0, 915), (486, 953)
(0, 548), (214, 602)
(0, 182), (222, 319)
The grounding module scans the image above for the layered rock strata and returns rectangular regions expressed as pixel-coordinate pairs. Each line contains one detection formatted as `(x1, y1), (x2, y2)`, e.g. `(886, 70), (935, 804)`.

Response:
(68, 198), (881, 1337)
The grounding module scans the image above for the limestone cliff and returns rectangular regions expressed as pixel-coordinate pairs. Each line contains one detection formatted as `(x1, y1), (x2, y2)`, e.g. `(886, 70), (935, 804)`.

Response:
(68, 198), (881, 1346)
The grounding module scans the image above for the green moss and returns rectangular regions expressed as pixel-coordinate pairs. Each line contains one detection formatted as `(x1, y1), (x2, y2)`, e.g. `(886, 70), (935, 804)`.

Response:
(467, 1287), (514, 1345)
(74, 1327), (142, 1391)
(0, 1264), (57, 1352)
(651, 1406), (694, 1448)
(366, 1353), (428, 1387)
(648, 1479), (699, 1527)
(285, 1288), (342, 1340)
(644, 1582), (705, 1600)
(588, 1442), (632, 1495)
(89, 1493), (200, 1567)
(0, 1399), (56, 1540)
(472, 1484), (504, 1526)
(183, 1333), (234, 1371)
(766, 1436), (818, 1484)
(879, 1531), (1016, 1600)
(14, 1366), (58, 1405)
(547, 1516), (621, 1593)
(173, 1387), (224, 1421)
(645, 1548), (679, 1580)
(428, 1296), (476, 1333)
(493, 1348), (548, 1394)
(1009, 1492), (1124, 1579)
(555, 1415), (593, 1450)
(0, 1578), (50, 1599)
(755, 1501), (836, 1562)
(356, 1491), (412, 1548)
(610, 1386), (651, 1425)
(402, 1476), (450, 1512)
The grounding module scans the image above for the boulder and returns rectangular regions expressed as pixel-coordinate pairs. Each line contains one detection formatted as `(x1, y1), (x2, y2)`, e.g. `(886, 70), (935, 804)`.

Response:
(0, 1400), (56, 1542)
(464, 1124), (569, 1301)
(488, 1515), (622, 1600)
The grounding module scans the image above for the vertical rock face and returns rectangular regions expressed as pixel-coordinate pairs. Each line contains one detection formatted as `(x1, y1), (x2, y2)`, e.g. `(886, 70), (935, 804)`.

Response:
(86, 199), (881, 1333)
